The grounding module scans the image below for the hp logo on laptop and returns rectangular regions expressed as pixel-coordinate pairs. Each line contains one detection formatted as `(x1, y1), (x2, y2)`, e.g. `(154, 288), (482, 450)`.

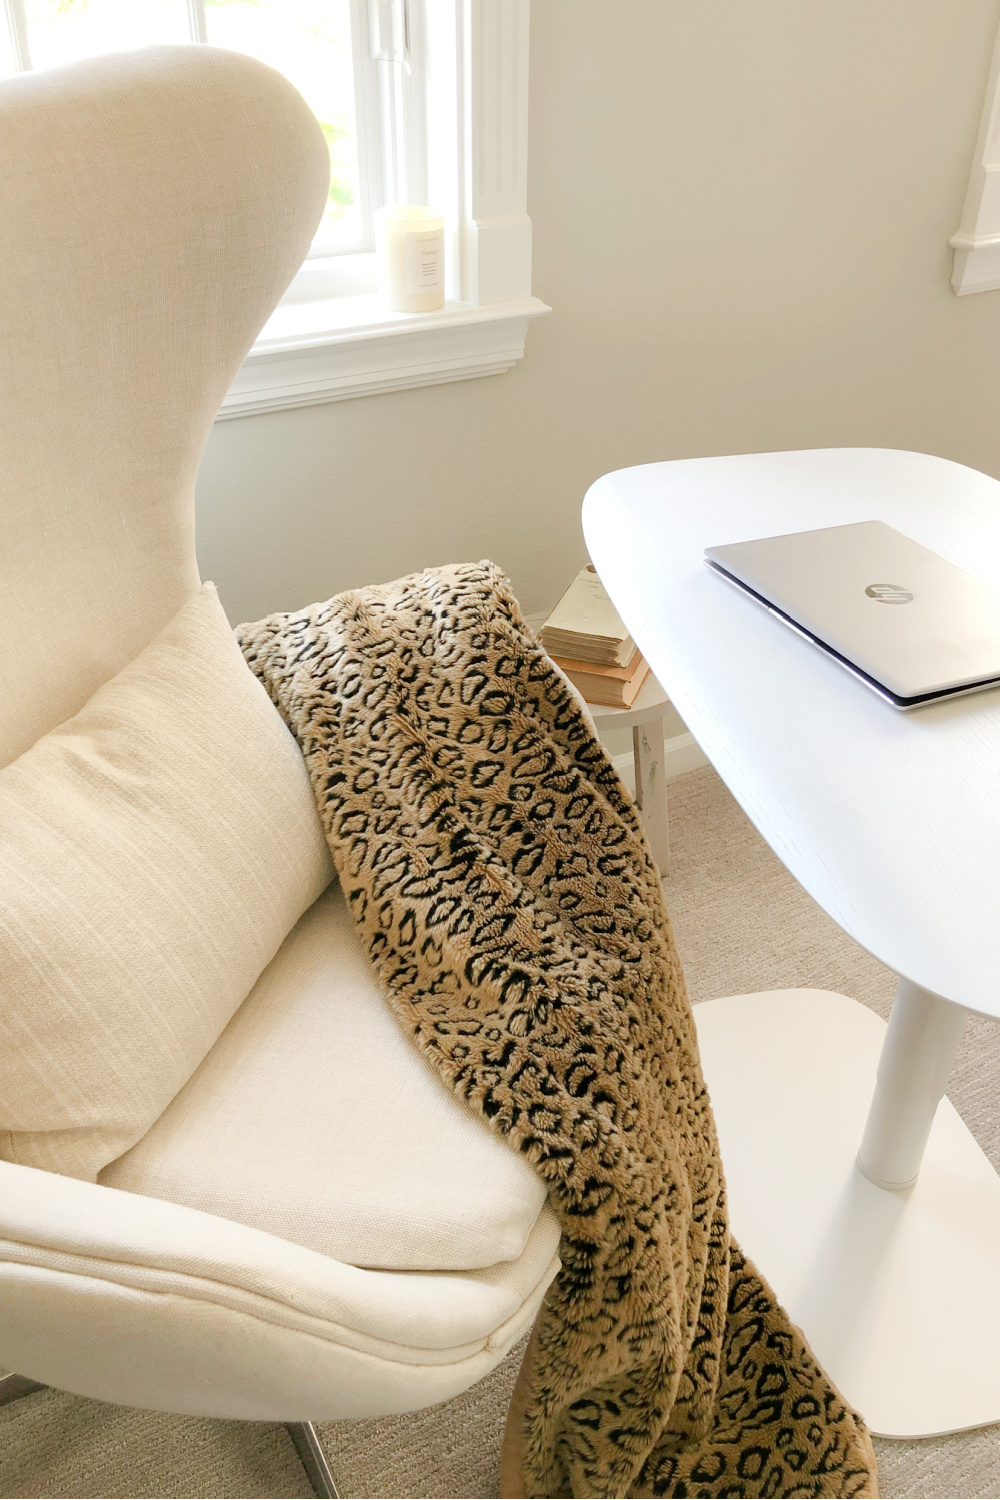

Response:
(865, 583), (913, 604)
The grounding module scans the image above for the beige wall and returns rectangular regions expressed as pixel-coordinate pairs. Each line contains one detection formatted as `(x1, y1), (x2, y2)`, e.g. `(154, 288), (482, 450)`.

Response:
(196, 0), (1000, 628)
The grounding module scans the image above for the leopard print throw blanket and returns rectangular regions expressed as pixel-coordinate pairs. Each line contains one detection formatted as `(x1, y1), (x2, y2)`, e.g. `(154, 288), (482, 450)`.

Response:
(237, 562), (877, 1500)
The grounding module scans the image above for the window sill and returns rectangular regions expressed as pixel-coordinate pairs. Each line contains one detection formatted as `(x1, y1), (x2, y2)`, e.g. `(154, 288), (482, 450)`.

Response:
(218, 292), (551, 419)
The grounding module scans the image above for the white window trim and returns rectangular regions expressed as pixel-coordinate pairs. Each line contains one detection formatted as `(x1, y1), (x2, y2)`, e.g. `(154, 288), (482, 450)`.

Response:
(951, 16), (1000, 294)
(218, 0), (550, 419)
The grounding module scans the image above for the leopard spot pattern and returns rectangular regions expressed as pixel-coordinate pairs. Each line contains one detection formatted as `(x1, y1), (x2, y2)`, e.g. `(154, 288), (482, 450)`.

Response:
(238, 562), (877, 1500)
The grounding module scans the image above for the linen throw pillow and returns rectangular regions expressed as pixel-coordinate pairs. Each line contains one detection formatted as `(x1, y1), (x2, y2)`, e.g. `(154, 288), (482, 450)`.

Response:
(0, 583), (334, 1181)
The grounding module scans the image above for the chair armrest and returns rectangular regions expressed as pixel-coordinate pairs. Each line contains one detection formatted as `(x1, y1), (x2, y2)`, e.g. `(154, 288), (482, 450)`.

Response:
(0, 1161), (559, 1421)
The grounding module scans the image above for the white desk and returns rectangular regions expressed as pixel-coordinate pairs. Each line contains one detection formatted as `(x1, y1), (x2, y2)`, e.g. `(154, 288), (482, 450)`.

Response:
(584, 447), (1000, 1439)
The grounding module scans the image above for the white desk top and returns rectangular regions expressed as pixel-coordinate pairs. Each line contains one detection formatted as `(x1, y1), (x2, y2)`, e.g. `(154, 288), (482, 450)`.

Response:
(583, 448), (1000, 1019)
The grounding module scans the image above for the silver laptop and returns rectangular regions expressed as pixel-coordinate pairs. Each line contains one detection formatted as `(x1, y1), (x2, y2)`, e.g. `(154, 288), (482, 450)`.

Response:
(704, 520), (1000, 709)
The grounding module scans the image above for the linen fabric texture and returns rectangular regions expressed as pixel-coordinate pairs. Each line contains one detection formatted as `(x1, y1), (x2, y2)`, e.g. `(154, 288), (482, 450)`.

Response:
(237, 563), (879, 1500)
(0, 1148), (561, 1420)
(102, 879), (550, 1273)
(0, 583), (333, 1181)
(0, 47), (330, 772)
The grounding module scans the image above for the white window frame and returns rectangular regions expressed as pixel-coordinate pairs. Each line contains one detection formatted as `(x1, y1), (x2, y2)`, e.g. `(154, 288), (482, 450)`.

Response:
(315, 0), (386, 261)
(3, 0), (29, 71)
(220, 0), (550, 417)
(951, 15), (1000, 294)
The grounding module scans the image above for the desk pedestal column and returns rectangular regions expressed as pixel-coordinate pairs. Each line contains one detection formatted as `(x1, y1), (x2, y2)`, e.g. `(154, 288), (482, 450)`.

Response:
(857, 979), (967, 1191)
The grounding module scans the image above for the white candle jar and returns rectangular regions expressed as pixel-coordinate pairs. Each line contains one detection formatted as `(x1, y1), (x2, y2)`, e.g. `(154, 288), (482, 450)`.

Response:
(374, 205), (445, 313)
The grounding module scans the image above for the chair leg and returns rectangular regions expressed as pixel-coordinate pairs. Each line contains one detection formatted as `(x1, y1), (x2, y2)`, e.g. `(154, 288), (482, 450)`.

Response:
(286, 1421), (340, 1498)
(0, 1373), (46, 1409)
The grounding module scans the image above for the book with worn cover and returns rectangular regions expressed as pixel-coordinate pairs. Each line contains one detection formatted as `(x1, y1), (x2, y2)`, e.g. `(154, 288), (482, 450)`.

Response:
(551, 648), (650, 708)
(540, 566), (635, 667)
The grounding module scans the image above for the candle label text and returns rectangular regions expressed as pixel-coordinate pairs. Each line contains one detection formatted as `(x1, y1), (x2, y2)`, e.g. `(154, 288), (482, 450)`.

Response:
(406, 229), (444, 296)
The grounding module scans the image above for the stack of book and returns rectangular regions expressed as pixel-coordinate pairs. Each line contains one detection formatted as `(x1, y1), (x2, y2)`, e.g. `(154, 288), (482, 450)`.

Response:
(539, 565), (650, 707)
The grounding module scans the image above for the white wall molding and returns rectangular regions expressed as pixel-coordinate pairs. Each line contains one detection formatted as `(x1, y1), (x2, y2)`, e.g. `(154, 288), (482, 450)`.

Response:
(220, 0), (544, 418)
(951, 19), (1000, 293)
(462, 0), (532, 304)
(219, 295), (549, 418)
(950, 234), (1000, 295)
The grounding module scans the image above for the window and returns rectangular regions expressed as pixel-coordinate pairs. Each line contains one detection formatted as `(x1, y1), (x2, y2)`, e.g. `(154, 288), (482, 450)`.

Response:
(1, 0), (548, 412)
(199, 2), (374, 259)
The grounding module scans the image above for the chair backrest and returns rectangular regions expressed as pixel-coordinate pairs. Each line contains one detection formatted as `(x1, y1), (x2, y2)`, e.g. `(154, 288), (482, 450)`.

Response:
(0, 46), (329, 769)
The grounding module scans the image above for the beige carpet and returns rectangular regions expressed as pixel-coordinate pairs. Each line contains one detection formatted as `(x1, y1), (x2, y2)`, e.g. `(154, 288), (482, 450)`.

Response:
(3, 765), (1000, 1499)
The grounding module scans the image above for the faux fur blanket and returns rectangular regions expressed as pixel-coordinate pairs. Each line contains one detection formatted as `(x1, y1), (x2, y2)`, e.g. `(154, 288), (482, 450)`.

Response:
(238, 563), (877, 1500)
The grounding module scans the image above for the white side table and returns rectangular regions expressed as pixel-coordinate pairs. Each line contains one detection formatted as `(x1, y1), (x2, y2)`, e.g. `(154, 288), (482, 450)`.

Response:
(586, 674), (671, 873)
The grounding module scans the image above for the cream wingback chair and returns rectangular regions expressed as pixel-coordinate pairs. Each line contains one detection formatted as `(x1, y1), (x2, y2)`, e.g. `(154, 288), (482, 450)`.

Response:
(0, 47), (560, 1497)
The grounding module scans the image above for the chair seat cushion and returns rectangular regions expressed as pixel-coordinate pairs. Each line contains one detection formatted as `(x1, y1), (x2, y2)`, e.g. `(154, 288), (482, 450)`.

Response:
(100, 882), (550, 1273)
(0, 584), (334, 1183)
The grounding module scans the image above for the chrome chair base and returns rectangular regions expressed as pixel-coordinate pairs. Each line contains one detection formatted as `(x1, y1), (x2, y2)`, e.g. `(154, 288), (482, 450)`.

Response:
(286, 1421), (341, 1498)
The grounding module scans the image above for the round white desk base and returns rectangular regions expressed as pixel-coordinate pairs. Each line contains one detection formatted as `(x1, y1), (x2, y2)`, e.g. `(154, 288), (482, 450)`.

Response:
(694, 988), (1000, 1439)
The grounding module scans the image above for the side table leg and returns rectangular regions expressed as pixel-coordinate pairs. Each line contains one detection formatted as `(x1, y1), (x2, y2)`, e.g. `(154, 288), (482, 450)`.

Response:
(633, 716), (669, 874)
(857, 977), (967, 1191)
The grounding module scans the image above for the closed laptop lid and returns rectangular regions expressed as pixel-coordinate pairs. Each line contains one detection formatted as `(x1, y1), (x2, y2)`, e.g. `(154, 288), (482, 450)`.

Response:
(705, 520), (1000, 703)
